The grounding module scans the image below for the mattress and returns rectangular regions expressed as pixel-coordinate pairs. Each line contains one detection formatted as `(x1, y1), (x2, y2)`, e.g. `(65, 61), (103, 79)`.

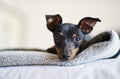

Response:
(0, 56), (120, 79)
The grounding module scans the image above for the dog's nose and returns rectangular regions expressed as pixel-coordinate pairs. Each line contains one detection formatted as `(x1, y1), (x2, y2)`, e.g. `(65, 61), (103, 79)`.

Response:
(62, 54), (70, 60)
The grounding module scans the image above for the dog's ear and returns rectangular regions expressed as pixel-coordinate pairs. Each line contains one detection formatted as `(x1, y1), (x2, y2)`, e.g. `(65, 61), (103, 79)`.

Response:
(45, 14), (62, 31)
(78, 17), (101, 34)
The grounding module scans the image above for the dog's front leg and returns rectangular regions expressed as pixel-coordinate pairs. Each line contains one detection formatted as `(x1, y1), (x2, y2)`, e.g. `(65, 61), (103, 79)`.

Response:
(47, 45), (57, 54)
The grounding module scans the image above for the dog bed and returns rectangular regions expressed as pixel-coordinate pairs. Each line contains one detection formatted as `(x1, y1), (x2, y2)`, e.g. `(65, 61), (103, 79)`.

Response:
(0, 30), (120, 66)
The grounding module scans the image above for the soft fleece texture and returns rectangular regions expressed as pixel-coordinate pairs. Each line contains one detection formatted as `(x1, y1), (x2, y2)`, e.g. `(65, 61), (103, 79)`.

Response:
(0, 30), (120, 66)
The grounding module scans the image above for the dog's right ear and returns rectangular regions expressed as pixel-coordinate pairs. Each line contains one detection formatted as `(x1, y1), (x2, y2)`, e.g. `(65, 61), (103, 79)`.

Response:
(45, 14), (62, 31)
(78, 17), (101, 34)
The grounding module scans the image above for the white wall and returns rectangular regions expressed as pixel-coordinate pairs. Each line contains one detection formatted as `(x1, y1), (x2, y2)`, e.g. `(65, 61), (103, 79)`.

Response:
(0, 0), (120, 49)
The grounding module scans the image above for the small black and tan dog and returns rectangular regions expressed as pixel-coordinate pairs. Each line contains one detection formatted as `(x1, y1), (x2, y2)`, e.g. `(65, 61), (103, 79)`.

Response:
(0, 14), (101, 61)
(46, 14), (101, 60)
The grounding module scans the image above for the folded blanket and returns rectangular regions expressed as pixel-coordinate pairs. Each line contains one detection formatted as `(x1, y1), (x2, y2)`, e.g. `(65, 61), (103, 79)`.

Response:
(0, 30), (120, 66)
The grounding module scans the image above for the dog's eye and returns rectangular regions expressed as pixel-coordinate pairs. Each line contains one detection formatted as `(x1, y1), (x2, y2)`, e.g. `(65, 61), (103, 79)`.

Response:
(55, 36), (62, 41)
(74, 36), (81, 41)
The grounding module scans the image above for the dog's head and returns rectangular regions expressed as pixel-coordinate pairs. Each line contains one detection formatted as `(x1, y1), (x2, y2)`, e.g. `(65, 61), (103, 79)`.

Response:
(46, 14), (101, 60)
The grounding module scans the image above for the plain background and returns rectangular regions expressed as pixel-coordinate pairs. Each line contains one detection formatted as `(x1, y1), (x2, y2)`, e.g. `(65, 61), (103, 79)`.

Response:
(0, 0), (120, 49)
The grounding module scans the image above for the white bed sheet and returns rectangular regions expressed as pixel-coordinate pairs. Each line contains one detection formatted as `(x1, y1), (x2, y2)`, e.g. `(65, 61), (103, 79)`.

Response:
(0, 55), (120, 79)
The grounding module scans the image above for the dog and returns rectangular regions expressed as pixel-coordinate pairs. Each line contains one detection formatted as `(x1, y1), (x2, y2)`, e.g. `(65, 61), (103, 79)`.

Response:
(0, 14), (101, 61)
(46, 14), (101, 61)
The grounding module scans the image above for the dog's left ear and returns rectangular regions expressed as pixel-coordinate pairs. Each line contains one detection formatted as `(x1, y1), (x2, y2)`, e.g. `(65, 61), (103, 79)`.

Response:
(78, 17), (101, 34)
(45, 14), (62, 31)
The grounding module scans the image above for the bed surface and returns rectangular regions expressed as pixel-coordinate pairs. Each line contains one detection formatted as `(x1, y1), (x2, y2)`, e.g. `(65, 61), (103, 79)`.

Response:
(0, 55), (120, 79)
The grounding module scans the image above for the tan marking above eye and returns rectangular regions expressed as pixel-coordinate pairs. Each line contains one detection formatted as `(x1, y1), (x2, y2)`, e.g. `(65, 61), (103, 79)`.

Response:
(72, 34), (77, 38)
(59, 32), (64, 36)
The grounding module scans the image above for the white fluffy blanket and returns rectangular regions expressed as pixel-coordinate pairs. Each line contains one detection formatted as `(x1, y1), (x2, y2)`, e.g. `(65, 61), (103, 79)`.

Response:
(0, 30), (120, 66)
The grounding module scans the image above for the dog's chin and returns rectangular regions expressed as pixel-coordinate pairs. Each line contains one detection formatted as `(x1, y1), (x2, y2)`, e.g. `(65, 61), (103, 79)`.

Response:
(56, 48), (78, 61)
(58, 56), (74, 61)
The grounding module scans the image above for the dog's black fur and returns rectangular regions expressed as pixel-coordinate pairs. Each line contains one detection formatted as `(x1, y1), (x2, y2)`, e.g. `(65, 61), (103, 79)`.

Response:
(46, 14), (101, 60)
